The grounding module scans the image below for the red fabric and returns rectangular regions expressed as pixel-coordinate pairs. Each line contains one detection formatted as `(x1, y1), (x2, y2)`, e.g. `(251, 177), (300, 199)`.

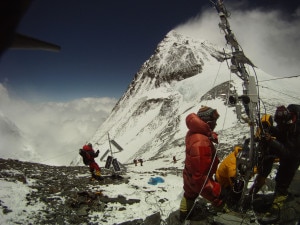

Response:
(83, 145), (93, 151)
(89, 161), (100, 171)
(183, 113), (221, 204)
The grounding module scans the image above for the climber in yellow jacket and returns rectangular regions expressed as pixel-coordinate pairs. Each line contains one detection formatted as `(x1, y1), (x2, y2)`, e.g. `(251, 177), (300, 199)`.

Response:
(216, 145), (243, 189)
(216, 114), (274, 195)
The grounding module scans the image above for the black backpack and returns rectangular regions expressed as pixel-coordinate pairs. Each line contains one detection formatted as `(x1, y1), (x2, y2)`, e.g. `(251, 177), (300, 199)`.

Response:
(287, 104), (300, 135)
(79, 149), (90, 165)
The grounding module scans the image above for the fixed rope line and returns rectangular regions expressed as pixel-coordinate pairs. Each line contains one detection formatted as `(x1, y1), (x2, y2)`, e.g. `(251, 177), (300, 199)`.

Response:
(212, 61), (223, 88)
(204, 60), (223, 106)
(259, 85), (300, 101)
(251, 66), (262, 129)
(216, 69), (231, 154)
(258, 74), (300, 82)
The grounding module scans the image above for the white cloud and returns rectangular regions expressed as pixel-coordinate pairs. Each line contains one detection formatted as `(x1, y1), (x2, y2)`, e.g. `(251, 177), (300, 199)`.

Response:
(0, 83), (117, 165)
(175, 6), (300, 77)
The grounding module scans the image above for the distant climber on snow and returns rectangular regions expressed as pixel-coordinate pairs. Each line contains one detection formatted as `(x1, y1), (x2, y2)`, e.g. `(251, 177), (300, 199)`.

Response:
(173, 156), (177, 163)
(138, 159), (143, 166)
(79, 143), (103, 181)
(179, 106), (226, 222)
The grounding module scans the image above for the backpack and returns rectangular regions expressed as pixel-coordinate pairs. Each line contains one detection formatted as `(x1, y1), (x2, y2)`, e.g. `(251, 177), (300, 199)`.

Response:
(287, 104), (300, 136)
(79, 149), (90, 165)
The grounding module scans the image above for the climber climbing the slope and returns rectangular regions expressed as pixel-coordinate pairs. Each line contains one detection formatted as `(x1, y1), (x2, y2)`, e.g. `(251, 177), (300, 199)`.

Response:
(80, 143), (103, 181)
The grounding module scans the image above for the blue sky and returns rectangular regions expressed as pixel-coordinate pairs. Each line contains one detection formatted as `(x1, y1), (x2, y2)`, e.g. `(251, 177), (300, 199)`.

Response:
(0, 0), (299, 102)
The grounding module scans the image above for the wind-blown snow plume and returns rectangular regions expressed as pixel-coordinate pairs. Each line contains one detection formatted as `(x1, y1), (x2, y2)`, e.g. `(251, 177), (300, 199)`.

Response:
(175, 4), (300, 77)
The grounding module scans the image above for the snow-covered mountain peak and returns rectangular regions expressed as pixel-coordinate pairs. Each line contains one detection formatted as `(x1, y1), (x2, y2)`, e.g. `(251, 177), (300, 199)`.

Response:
(80, 30), (300, 167)
(86, 33), (239, 164)
(120, 30), (226, 103)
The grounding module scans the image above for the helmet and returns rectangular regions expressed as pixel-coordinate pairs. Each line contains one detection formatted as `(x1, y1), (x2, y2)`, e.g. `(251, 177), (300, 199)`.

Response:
(274, 106), (291, 124)
(87, 143), (93, 148)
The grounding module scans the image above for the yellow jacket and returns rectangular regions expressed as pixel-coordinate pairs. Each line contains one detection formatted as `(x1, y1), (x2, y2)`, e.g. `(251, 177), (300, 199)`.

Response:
(216, 145), (242, 189)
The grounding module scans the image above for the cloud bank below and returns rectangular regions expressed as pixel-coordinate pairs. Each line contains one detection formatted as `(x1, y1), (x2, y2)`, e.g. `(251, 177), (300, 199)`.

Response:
(0, 83), (117, 166)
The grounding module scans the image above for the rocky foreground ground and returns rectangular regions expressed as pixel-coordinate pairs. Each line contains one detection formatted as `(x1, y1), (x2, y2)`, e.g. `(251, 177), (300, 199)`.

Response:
(0, 158), (162, 225)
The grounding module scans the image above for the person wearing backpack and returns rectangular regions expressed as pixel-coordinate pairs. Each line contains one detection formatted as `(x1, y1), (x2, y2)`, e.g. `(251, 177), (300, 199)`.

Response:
(259, 105), (300, 223)
(80, 143), (103, 181)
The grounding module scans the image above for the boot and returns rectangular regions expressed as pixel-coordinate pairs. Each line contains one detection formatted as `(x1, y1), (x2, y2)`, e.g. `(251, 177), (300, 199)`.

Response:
(272, 194), (288, 209)
(249, 174), (266, 195)
(258, 194), (288, 224)
(179, 197), (195, 222)
(93, 170), (104, 181)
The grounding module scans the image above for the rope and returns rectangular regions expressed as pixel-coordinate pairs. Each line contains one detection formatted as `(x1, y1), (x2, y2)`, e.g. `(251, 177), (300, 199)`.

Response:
(258, 74), (300, 82)
(259, 85), (300, 101)
(206, 61), (223, 105)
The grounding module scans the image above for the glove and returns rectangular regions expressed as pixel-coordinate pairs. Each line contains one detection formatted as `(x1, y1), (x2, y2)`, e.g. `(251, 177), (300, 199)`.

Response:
(96, 150), (99, 154)
(211, 132), (218, 144)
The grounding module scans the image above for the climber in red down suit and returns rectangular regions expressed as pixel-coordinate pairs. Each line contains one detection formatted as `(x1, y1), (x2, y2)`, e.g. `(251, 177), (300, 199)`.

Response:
(81, 143), (103, 181)
(179, 106), (226, 222)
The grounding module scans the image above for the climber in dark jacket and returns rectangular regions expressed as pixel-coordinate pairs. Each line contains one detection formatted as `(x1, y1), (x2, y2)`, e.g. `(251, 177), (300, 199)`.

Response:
(249, 114), (277, 194)
(259, 105), (300, 223)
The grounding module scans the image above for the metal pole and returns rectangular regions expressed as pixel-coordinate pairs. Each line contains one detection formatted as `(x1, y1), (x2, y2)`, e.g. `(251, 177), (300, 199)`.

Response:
(108, 132), (113, 157)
